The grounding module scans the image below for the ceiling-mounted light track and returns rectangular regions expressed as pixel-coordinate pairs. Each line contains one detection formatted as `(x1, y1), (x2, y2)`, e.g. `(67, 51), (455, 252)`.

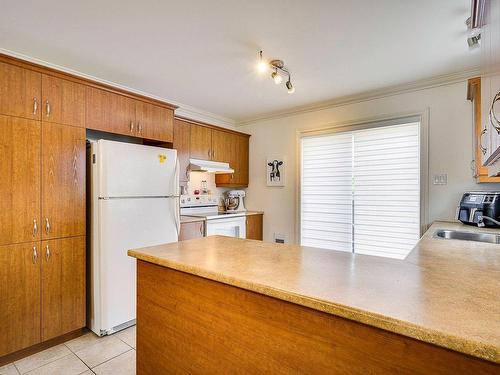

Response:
(256, 50), (295, 94)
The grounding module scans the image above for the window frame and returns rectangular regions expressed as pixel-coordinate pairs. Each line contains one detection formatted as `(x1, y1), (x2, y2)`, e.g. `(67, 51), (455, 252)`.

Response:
(296, 110), (430, 249)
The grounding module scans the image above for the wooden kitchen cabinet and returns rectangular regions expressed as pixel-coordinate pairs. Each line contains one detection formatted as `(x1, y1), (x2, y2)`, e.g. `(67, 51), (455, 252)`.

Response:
(179, 220), (205, 241)
(41, 236), (85, 341)
(86, 86), (136, 136)
(246, 214), (263, 241)
(136, 101), (173, 142)
(41, 122), (86, 239)
(211, 128), (232, 162)
(173, 118), (191, 183)
(468, 77), (500, 182)
(0, 61), (41, 120)
(41, 75), (85, 127)
(190, 124), (212, 159)
(215, 133), (249, 187)
(0, 242), (41, 357)
(0, 115), (41, 246)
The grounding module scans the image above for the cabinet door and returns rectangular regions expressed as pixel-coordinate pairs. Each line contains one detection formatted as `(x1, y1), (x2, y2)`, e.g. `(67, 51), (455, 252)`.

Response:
(42, 122), (85, 239)
(0, 115), (40, 245)
(42, 75), (85, 127)
(86, 87), (136, 136)
(41, 236), (85, 341)
(0, 62), (41, 120)
(236, 135), (249, 186)
(136, 102), (173, 142)
(246, 214), (263, 241)
(173, 119), (191, 183)
(179, 221), (205, 241)
(212, 129), (232, 163)
(190, 124), (212, 160)
(0, 242), (41, 356)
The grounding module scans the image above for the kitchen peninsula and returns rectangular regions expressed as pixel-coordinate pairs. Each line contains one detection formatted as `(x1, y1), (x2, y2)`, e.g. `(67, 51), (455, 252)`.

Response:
(128, 222), (500, 374)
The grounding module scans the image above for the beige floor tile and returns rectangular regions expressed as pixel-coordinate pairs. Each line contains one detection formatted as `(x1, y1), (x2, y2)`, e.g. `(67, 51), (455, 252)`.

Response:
(14, 345), (71, 374)
(92, 350), (135, 375)
(0, 363), (19, 375)
(80, 371), (94, 375)
(115, 326), (136, 348)
(65, 332), (102, 353)
(24, 354), (88, 375)
(74, 336), (130, 368)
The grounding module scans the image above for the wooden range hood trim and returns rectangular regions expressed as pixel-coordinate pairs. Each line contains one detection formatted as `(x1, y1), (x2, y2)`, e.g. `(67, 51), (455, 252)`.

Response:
(0, 53), (178, 111)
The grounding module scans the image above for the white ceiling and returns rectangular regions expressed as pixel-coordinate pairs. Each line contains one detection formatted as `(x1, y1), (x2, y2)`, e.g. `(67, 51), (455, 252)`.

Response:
(1, 0), (478, 123)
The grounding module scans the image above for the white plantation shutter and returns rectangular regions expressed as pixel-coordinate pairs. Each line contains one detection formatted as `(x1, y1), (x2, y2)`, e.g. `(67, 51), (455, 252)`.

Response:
(301, 133), (353, 252)
(301, 121), (420, 259)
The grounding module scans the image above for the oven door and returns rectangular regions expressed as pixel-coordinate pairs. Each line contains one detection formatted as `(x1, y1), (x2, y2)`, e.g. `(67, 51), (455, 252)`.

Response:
(206, 216), (246, 238)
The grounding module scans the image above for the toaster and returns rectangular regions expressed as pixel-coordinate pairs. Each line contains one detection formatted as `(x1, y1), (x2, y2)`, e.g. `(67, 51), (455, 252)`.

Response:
(457, 191), (500, 227)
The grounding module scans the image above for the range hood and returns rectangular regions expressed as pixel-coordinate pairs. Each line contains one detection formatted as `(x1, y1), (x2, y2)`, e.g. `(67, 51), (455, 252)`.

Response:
(189, 158), (234, 174)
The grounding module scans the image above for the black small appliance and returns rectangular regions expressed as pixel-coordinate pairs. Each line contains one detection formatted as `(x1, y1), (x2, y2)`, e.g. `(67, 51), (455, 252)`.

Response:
(457, 191), (500, 227)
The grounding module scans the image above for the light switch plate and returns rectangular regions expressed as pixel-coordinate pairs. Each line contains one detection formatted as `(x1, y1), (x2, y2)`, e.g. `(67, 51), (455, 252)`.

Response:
(433, 174), (447, 185)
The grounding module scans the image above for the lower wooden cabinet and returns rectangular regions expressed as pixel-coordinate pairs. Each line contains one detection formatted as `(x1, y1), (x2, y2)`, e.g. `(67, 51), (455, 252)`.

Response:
(41, 236), (86, 341)
(246, 214), (263, 241)
(0, 242), (41, 357)
(0, 237), (85, 357)
(179, 221), (205, 241)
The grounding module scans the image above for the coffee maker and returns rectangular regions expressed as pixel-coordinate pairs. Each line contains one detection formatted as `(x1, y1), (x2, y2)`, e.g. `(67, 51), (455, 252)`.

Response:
(224, 190), (246, 213)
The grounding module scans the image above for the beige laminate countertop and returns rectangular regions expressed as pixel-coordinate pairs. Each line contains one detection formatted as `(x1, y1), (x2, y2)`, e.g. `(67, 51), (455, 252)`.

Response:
(128, 221), (500, 363)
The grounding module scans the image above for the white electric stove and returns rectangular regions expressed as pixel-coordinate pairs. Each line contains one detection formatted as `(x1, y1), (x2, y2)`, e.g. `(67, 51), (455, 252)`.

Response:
(180, 195), (246, 238)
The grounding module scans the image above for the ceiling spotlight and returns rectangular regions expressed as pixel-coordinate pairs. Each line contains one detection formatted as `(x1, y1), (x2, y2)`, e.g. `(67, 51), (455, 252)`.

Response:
(256, 51), (295, 94)
(286, 79), (295, 94)
(271, 69), (282, 84)
(256, 50), (268, 73)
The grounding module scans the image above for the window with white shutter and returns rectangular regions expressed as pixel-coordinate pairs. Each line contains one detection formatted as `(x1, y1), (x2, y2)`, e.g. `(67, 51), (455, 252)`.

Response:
(300, 121), (420, 259)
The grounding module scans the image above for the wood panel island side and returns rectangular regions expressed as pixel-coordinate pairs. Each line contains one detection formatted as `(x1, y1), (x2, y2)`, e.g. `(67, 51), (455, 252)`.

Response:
(128, 222), (500, 374)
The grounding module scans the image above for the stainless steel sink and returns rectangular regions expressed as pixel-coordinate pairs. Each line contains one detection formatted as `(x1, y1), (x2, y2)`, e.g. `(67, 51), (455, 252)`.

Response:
(434, 229), (500, 244)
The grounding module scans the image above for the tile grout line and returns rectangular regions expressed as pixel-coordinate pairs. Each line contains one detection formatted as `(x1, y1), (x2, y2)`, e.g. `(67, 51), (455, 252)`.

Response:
(90, 348), (135, 371)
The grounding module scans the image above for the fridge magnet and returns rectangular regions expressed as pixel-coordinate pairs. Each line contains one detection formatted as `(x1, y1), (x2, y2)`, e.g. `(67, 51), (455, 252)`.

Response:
(267, 158), (285, 186)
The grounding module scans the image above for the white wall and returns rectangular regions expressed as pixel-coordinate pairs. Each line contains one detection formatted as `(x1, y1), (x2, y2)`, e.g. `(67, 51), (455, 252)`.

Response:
(239, 81), (500, 244)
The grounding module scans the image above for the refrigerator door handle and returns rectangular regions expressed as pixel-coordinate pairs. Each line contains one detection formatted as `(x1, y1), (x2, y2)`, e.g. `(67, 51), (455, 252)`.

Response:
(174, 157), (180, 196)
(175, 196), (181, 237)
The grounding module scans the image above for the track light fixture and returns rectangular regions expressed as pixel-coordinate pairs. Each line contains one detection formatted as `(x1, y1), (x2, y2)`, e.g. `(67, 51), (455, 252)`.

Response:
(256, 50), (295, 94)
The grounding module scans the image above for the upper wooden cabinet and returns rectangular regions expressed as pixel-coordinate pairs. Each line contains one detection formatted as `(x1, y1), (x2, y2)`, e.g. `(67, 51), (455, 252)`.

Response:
(136, 101), (173, 142)
(41, 236), (85, 341)
(0, 61), (41, 120)
(0, 242), (41, 357)
(41, 75), (85, 127)
(0, 115), (41, 246)
(212, 129), (232, 163)
(173, 119), (191, 183)
(215, 133), (249, 187)
(86, 86), (136, 136)
(41, 122), (86, 239)
(190, 124), (212, 159)
(86, 86), (174, 141)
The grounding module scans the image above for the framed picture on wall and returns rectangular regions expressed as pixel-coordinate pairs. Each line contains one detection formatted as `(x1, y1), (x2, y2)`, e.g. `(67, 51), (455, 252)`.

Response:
(266, 157), (285, 186)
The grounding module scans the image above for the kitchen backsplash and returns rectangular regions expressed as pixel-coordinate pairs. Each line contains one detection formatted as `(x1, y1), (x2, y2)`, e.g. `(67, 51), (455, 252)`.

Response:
(186, 172), (232, 206)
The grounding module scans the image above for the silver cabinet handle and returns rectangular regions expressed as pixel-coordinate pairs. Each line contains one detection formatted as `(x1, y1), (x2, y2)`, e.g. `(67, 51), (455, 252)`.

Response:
(33, 219), (38, 238)
(480, 128), (488, 155)
(45, 244), (50, 261)
(199, 223), (204, 236)
(130, 121), (134, 133)
(32, 246), (38, 264)
(208, 149), (211, 158)
(45, 218), (50, 235)
(33, 98), (38, 115)
(490, 92), (500, 134)
(138, 122), (142, 134)
(45, 100), (51, 116)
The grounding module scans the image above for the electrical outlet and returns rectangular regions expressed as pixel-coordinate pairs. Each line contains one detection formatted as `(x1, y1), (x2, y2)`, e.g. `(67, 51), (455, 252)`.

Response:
(432, 174), (447, 185)
(274, 233), (287, 244)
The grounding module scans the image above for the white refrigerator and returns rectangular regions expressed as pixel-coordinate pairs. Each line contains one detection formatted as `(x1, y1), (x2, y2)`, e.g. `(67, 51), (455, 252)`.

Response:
(88, 139), (180, 336)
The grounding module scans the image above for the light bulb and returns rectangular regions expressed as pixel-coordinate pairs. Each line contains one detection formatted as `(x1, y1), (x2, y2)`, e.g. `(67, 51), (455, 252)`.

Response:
(257, 61), (268, 73)
(286, 80), (295, 94)
(272, 71), (282, 84)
